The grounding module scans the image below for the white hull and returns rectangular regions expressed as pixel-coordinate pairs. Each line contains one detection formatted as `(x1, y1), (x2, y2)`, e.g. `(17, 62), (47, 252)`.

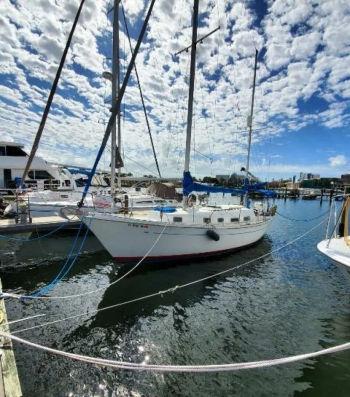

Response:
(83, 212), (271, 262)
(317, 239), (350, 268)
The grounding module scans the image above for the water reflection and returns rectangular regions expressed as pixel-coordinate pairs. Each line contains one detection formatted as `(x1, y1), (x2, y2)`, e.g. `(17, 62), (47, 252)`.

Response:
(86, 238), (273, 329)
(3, 199), (350, 396)
(0, 231), (104, 269)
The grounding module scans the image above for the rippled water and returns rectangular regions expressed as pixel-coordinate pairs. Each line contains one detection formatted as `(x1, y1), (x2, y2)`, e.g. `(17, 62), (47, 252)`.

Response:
(1, 199), (350, 396)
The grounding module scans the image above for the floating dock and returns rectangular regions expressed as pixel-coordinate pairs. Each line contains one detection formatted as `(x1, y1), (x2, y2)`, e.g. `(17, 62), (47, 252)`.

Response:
(0, 216), (80, 235)
(0, 279), (22, 397)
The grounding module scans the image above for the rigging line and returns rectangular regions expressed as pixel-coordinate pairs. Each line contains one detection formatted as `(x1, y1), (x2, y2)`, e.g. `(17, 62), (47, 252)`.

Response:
(173, 26), (220, 57)
(20, 0), (86, 188)
(10, 218), (327, 333)
(78, 0), (157, 208)
(124, 154), (158, 177)
(7, 223), (168, 302)
(193, 148), (212, 162)
(105, 146), (157, 177)
(1, 330), (350, 372)
(121, 1), (162, 179)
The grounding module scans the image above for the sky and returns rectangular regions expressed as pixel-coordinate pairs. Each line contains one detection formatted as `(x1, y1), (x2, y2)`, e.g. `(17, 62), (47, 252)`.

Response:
(0, 0), (350, 180)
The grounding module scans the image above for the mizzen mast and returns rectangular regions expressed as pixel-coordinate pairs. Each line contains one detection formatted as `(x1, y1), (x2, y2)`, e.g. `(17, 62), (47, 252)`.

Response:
(184, 0), (199, 174)
(111, 0), (121, 197)
(245, 49), (258, 181)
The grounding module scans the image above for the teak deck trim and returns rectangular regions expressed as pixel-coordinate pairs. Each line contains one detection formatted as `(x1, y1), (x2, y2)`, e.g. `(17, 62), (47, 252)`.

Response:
(0, 279), (22, 397)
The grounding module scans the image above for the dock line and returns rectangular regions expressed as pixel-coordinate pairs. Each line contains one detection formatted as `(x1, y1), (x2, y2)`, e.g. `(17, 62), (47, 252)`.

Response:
(8, 217), (328, 334)
(6, 222), (169, 301)
(28, 219), (88, 298)
(276, 208), (330, 222)
(0, 329), (349, 373)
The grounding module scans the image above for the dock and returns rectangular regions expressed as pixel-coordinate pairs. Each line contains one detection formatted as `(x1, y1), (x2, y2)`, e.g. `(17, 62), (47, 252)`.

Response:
(0, 279), (22, 397)
(0, 216), (80, 235)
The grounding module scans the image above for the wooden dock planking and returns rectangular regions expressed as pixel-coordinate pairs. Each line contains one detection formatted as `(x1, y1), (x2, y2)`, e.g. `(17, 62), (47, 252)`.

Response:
(0, 280), (22, 397)
(0, 216), (80, 235)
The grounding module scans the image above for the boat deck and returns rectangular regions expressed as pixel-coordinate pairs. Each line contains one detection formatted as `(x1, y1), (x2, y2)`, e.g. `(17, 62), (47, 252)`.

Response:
(88, 204), (262, 227)
(317, 238), (350, 268)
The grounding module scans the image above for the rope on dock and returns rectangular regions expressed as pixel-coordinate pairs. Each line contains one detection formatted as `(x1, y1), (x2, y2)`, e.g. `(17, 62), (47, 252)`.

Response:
(9, 218), (327, 333)
(1, 329), (349, 372)
(0, 221), (69, 242)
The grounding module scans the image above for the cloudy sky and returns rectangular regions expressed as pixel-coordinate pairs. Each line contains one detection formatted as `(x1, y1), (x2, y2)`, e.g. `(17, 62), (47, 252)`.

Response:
(0, 0), (350, 180)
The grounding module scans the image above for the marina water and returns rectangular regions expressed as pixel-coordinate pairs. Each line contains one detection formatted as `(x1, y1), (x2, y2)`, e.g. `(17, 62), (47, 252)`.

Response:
(1, 198), (350, 396)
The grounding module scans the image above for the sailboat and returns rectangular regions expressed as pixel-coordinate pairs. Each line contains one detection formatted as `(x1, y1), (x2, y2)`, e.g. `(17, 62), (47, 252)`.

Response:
(317, 196), (350, 268)
(6, 1), (174, 220)
(79, 0), (275, 262)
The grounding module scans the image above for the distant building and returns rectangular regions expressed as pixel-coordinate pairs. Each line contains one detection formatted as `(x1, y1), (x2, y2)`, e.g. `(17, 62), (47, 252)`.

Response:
(300, 177), (340, 189)
(341, 174), (350, 184)
(286, 181), (300, 189)
(299, 172), (320, 181)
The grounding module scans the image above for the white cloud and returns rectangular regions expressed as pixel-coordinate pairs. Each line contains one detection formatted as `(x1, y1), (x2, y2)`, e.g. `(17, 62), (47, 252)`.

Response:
(328, 154), (347, 167)
(0, 0), (349, 179)
(290, 31), (321, 61)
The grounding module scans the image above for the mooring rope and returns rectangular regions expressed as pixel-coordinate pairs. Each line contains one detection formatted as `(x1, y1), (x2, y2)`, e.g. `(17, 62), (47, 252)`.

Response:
(8, 218), (327, 333)
(4, 222), (168, 301)
(28, 221), (87, 297)
(6, 314), (46, 325)
(0, 330), (349, 373)
(276, 209), (330, 222)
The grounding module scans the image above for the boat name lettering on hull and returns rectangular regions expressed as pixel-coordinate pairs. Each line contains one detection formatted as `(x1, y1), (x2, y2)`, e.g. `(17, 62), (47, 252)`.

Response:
(127, 223), (149, 229)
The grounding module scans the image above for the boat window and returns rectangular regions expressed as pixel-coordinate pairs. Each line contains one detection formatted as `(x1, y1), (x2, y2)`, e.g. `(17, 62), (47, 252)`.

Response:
(5, 146), (27, 156)
(243, 216), (250, 222)
(231, 218), (239, 222)
(0, 146), (5, 156)
(173, 217), (182, 223)
(28, 170), (53, 180)
(217, 218), (224, 223)
(203, 217), (210, 224)
(137, 200), (153, 204)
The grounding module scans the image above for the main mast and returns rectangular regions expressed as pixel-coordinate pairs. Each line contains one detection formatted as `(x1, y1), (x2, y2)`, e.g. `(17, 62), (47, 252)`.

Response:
(184, 0), (199, 174)
(245, 49), (258, 180)
(111, 0), (121, 199)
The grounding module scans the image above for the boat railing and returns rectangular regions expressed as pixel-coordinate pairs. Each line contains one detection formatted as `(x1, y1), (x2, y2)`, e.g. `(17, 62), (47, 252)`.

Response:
(14, 194), (32, 225)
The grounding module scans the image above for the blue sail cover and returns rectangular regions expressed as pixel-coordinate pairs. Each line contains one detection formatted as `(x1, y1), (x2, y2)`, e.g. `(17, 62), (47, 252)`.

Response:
(183, 171), (276, 197)
(66, 167), (92, 176)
